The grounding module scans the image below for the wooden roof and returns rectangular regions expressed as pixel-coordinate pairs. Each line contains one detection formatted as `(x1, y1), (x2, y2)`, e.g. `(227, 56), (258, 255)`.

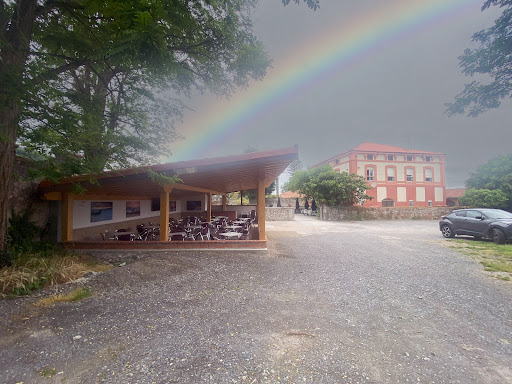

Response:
(39, 146), (298, 199)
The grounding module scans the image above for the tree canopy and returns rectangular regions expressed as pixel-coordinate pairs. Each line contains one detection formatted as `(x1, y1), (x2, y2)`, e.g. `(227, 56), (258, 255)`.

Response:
(446, 1), (512, 116)
(286, 165), (372, 207)
(462, 154), (512, 210)
(459, 189), (508, 209)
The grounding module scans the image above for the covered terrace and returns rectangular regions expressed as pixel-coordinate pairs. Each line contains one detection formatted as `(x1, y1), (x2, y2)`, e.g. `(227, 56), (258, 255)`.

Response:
(38, 146), (298, 250)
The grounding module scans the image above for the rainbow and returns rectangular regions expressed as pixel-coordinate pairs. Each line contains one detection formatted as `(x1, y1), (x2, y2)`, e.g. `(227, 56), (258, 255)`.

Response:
(171, 0), (478, 161)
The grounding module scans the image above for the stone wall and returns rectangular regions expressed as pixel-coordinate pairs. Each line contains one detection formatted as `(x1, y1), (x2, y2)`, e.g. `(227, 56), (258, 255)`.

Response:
(8, 158), (53, 239)
(319, 205), (454, 221)
(265, 207), (295, 221)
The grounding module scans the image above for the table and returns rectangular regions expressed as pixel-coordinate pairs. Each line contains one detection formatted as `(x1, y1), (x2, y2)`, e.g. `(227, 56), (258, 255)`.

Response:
(223, 225), (242, 232)
(219, 232), (241, 240)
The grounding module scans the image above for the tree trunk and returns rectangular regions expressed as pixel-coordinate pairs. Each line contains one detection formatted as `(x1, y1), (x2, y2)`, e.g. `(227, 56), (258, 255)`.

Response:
(0, 0), (38, 252)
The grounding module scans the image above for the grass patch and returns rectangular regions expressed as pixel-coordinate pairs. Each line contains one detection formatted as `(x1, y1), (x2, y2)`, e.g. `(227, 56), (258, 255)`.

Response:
(39, 367), (56, 377)
(447, 239), (512, 280)
(0, 250), (112, 296)
(36, 287), (93, 307)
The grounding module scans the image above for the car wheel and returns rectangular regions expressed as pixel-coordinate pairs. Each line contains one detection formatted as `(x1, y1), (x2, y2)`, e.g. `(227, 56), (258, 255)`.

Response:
(492, 228), (506, 244)
(441, 224), (454, 238)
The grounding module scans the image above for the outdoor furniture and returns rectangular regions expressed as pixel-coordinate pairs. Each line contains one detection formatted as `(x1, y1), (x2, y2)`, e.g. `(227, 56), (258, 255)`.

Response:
(169, 232), (186, 241)
(219, 231), (242, 240)
(223, 225), (243, 232)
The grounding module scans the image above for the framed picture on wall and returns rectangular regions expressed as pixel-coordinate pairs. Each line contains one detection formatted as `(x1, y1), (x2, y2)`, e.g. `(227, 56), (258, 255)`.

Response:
(126, 201), (140, 218)
(186, 200), (201, 211)
(91, 202), (113, 222)
(170, 200), (176, 212)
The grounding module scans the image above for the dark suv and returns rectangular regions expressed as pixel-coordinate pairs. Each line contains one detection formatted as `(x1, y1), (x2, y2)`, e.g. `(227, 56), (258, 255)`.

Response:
(439, 208), (512, 244)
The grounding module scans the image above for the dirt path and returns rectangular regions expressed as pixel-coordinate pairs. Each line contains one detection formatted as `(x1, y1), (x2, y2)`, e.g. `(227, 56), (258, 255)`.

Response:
(1, 218), (511, 383)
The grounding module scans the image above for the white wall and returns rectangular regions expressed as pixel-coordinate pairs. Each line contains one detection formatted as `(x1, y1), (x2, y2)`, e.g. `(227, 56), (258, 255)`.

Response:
(73, 194), (208, 229)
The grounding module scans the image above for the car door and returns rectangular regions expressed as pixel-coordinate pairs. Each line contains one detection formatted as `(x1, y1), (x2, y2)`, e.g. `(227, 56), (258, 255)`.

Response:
(450, 210), (467, 234)
(463, 210), (488, 236)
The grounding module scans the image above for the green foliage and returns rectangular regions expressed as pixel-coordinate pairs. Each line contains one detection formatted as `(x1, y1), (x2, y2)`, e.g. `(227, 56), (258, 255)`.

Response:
(7, 208), (42, 253)
(446, 1), (512, 116)
(286, 165), (372, 207)
(15, 0), (271, 179)
(4, 207), (56, 268)
(147, 169), (181, 188)
(464, 154), (512, 210)
(282, 0), (320, 10)
(284, 159), (304, 187)
(459, 189), (508, 209)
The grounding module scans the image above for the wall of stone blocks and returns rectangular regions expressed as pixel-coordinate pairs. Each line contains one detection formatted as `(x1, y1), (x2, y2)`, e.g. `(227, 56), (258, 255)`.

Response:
(319, 205), (455, 221)
(265, 207), (295, 221)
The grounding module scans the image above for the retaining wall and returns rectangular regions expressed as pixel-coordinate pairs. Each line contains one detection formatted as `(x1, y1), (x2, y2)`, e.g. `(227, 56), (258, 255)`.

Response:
(319, 205), (454, 221)
(265, 207), (295, 221)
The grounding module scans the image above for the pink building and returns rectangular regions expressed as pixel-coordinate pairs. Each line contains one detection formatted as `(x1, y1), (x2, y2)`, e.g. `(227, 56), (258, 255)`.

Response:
(313, 142), (446, 207)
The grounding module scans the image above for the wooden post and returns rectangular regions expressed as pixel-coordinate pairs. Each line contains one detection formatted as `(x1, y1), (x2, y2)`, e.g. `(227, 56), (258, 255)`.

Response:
(159, 189), (170, 241)
(257, 171), (266, 240)
(222, 194), (227, 211)
(61, 193), (74, 242)
(207, 193), (212, 222)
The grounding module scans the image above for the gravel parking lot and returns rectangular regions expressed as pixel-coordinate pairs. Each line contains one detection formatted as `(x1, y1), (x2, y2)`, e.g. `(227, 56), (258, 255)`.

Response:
(1, 217), (511, 383)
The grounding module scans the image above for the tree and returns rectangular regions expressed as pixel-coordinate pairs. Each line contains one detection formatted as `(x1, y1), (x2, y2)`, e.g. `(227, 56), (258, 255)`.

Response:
(446, 1), (512, 116)
(286, 165), (372, 207)
(0, 0), (271, 253)
(463, 154), (512, 210)
(282, 0), (320, 10)
(459, 189), (508, 209)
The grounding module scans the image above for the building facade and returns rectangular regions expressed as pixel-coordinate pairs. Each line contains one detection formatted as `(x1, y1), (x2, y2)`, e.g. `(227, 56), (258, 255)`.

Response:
(313, 143), (446, 208)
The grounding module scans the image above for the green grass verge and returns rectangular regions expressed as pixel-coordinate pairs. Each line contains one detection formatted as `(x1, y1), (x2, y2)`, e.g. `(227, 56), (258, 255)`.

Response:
(447, 239), (512, 280)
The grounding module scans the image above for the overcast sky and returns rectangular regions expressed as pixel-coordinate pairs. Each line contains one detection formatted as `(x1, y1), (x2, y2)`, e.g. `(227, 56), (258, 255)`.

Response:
(169, 0), (512, 188)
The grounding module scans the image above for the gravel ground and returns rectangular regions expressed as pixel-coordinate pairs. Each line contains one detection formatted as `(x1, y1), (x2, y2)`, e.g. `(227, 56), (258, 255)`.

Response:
(0, 217), (511, 384)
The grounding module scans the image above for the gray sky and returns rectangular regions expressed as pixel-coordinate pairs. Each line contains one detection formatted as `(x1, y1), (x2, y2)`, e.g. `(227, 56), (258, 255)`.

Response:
(170, 0), (512, 188)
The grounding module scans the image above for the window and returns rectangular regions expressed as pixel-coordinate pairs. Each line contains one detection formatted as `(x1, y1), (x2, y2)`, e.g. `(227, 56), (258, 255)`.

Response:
(387, 155), (394, 161)
(406, 155), (413, 161)
(367, 154), (374, 160)
(428, 200), (433, 207)
(406, 168), (414, 181)
(409, 200), (414, 206)
(366, 167), (375, 181)
(387, 167), (395, 181)
(335, 158), (339, 164)
(466, 210), (483, 219)
(425, 156), (431, 162)
(425, 168), (433, 182)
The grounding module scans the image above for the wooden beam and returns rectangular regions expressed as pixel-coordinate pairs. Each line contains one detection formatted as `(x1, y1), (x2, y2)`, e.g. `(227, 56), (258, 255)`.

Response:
(43, 192), (62, 201)
(159, 190), (170, 241)
(60, 194), (151, 201)
(168, 183), (223, 195)
(257, 171), (266, 240)
(61, 193), (74, 242)
(222, 194), (227, 211)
